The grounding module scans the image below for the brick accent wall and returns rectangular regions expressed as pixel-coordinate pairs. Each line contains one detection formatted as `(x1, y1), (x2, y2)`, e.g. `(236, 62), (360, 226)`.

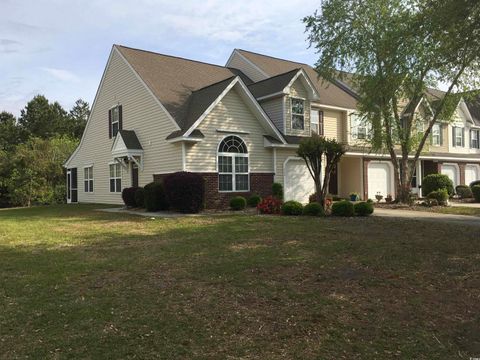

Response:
(153, 172), (274, 209)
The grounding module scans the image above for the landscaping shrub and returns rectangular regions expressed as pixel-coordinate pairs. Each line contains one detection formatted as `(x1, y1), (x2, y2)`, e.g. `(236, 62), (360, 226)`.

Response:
(122, 187), (138, 207)
(134, 187), (145, 208)
(164, 172), (205, 213)
(144, 182), (169, 212)
(272, 182), (283, 200)
(257, 196), (282, 215)
(303, 202), (325, 216)
(309, 193), (317, 203)
(470, 180), (480, 189)
(426, 189), (449, 206)
(354, 201), (374, 216)
(247, 194), (262, 207)
(331, 200), (354, 217)
(455, 185), (473, 199)
(366, 198), (374, 204)
(282, 200), (303, 216)
(230, 196), (247, 211)
(472, 185), (480, 202)
(422, 174), (454, 196)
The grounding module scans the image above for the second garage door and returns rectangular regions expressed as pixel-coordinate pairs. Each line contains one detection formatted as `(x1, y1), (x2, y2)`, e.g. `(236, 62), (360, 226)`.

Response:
(367, 162), (392, 200)
(284, 159), (315, 203)
(465, 165), (479, 186)
(441, 164), (459, 187)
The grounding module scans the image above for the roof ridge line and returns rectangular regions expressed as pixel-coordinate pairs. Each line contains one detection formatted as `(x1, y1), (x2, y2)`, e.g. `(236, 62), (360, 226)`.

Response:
(248, 68), (301, 87)
(192, 76), (237, 93)
(236, 48), (309, 67)
(115, 44), (230, 70)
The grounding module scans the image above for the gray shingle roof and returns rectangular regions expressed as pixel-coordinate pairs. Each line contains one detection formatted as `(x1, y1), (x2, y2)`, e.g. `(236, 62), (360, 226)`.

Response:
(118, 130), (143, 150)
(247, 69), (299, 98)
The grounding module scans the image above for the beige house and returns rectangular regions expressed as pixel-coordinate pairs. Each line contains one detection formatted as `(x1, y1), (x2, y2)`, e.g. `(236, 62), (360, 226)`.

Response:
(64, 45), (480, 207)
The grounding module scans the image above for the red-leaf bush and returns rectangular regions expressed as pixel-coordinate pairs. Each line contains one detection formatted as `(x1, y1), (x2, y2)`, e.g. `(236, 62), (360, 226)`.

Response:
(122, 187), (139, 207)
(164, 172), (205, 213)
(256, 196), (282, 215)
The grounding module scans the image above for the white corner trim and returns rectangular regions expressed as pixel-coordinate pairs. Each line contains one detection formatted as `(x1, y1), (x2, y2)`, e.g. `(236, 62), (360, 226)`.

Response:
(181, 142), (186, 171)
(114, 46), (181, 131)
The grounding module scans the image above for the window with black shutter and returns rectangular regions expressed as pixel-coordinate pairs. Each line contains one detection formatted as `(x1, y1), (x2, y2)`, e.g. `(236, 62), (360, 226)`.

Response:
(109, 105), (122, 138)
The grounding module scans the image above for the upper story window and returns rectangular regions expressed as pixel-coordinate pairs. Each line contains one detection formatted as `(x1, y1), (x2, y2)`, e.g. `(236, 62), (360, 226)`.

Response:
(452, 126), (464, 147)
(217, 136), (249, 192)
(350, 113), (368, 140)
(291, 98), (305, 130)
(108, 105), (122, 138)
(471, 129), (479, 149)
(311, 110), (324, 136)
(109, 163), (122, 193)
(84, 166), (93, 193)
(431, 124), (442, 146)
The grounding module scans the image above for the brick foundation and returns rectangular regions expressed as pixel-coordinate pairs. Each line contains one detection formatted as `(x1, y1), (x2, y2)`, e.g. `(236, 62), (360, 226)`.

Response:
(153, 172), (274, 209)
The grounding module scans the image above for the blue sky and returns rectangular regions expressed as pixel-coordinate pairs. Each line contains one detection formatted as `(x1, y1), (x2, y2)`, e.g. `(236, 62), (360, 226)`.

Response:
(0, 0), (321, 116)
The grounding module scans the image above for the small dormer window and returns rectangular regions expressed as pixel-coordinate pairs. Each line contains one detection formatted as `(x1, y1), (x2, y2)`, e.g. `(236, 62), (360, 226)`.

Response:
(471, 129), (479, 149)
(291, 98), (305, 130)
(432, 124), (441, 146)
(452, 126), (464, 147)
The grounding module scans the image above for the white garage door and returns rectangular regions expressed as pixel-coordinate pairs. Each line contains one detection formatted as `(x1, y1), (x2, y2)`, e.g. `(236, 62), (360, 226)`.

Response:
(441, 164), (458, 187)
(465, 165), (479, 186)
(368, 162), (392, 199)
(284, 159), (315, 203)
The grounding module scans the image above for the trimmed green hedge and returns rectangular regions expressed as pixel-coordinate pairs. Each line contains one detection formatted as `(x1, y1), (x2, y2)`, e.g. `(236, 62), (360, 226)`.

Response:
(144, 182), (169, 212)
(302, 202), (325, 216)
(354, 201), (374, 216)
(455, 185), (472, 199)
(427, 189), (448, 205)
(282, 200), (303, 216)
(230, 196), (247, 211)
(422, 174), (454, 196)
(472, 185), (480, 202)
(247, 195), (262, 207)
(332, 200), (354, 217)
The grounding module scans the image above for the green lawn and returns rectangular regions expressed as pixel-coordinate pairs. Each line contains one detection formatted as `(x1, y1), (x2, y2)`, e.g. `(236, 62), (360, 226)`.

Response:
(0, 205), (479, 359)
(435, 205), (480, 217)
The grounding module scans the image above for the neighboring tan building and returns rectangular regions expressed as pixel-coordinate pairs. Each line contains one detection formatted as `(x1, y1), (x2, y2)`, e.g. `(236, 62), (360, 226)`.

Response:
(64, 45), (480, 207)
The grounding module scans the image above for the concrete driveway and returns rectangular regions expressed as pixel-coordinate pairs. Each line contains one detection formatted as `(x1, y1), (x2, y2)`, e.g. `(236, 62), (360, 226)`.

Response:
(374, 208), (480, 227)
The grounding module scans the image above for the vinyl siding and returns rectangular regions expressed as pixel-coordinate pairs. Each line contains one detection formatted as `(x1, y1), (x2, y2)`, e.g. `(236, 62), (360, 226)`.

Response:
(338, 157), (363, 199)
(185, 87), (274, 173)
(315, 108), (345, 142)
(260, 97), (284, 133)
(274, 148), (301, 184)
(227, 52), (267, 82)
(285, 79), (311, 137)
(67, 48), (181, 204)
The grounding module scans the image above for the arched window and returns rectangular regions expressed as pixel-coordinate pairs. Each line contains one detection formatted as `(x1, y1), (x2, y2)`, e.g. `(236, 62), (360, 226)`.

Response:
(217, 136), (249, 192)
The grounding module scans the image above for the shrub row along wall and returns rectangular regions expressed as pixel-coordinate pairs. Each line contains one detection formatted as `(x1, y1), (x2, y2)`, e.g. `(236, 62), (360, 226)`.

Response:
(153, 172), (274, 209)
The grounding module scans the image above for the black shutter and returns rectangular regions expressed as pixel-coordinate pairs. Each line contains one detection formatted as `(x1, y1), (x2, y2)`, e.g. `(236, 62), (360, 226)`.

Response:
(108, 109), (112, 139)
(452, 126), (456, 147)
(470, 130), (473, 148)
(462, 128), (465, 147)
(439, 124), (443, 145)
(118, 105), (123, 131)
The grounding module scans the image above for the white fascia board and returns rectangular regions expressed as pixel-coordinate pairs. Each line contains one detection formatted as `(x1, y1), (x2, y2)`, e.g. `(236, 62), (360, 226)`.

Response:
(114, 46), (181, 131)
(311, 103), (356, 112)
(285, 69), (320, 101)
(166, 137), (204, 144)
(184, 77), (287, 144)
(64, 46), (117, 168)
(256, 91), (284, 101)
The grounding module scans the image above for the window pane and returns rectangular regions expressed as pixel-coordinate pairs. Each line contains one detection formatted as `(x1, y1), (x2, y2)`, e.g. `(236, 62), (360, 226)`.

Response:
(292, 115), (304, 130)
(310, 110), (319, 125)
(84, 168), (88, 179)
(89, 180), (94, 192)
(311, 123), (319, 134)
(219, 174), (233, 191)
(110, 179), (115, 192)
(110, 165), (114, 177)
(218, 156), (232, 173)
(291, 99), (304, 115)
(112, 122), (119, 137)
(235, 156), (248, 173)
(115, 164), (121, 177)
(235, 174), (249, 191)
(84, 181), (89, 193)
(115, 179), (121, 192)
(112, 107), (119, 122)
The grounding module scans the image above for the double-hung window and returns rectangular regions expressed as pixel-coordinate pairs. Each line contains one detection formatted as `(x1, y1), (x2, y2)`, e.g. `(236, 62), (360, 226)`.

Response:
(351, 113), (367, 140)
(310, 110), (324, 136)
(471, 129), (479, 149)
(109, 163), (122, 193)
(109, 105), (122, 138)
(431, 124), (441, 146)
(84, 166), (93, 193)
(218, 136), (249, 192)
(453, 127), (464, 147)
(291, 98), (305, 130)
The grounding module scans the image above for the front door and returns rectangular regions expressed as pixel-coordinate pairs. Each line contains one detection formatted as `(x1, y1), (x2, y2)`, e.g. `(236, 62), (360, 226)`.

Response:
(67, 168), (78, 203)
(131, 164), (139, 187)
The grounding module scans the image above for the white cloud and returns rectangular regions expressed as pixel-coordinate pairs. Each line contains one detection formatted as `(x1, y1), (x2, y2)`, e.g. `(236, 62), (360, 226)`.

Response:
(41, 67), (80, 82)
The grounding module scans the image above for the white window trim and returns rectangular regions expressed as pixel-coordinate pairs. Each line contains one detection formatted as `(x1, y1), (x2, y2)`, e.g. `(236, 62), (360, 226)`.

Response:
(109, 163), (122, 193)
(432, 124), (441, 146)
(454, 127), (464, 147)
(83, 165), (94, 193)
(217, 135), (250, 193)
(110, 105), (120, 137)
(470, 129), (479, 149)
(310, 109), (320, 135)
(291, 97), (305, 130)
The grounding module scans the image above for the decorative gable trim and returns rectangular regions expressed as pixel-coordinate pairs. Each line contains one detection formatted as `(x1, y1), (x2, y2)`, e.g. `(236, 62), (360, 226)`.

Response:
(183, 76), (287, 144)
(284, 69), (320, 101)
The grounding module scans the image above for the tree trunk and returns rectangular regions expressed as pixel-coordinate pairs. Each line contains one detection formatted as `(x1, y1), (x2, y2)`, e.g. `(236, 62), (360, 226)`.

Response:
(396, 156), (411, 203)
